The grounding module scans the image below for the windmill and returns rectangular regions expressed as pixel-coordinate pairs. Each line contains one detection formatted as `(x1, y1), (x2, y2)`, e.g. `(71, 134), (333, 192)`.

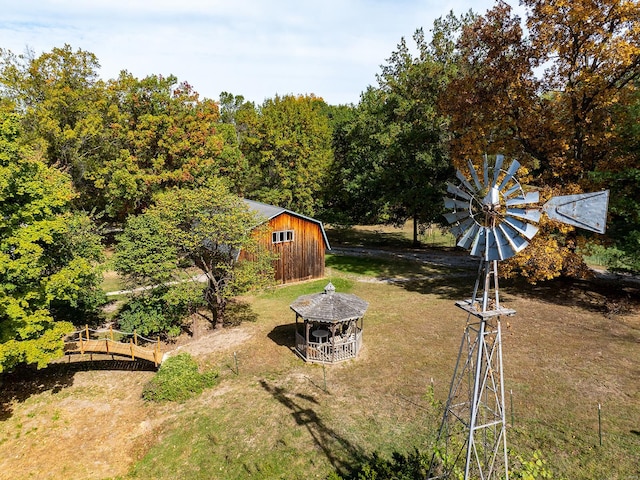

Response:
(428, 154), (609, 480)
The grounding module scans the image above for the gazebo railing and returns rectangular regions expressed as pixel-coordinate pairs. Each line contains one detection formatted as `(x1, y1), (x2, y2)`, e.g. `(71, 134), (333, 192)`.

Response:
(296, 330), (362, 364)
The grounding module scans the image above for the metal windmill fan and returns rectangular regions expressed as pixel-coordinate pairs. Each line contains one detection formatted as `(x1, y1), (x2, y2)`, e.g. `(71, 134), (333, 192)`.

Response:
(429, 154), (609, 480)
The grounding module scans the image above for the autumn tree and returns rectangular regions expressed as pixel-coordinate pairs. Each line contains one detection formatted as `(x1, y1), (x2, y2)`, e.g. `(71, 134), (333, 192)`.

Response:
(242, 94), (333, 216)
(115, 180), (275, 331)
(0, 47), (249, 222)
(91, 73), (248, 221)
(441, 0), (640, 280)
(0, 112), (103, 372)
(524, 0), (640, 184)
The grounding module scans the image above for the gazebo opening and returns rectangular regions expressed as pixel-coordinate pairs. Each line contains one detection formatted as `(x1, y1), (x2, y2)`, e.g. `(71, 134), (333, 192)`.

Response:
(289, 282), (369, 364)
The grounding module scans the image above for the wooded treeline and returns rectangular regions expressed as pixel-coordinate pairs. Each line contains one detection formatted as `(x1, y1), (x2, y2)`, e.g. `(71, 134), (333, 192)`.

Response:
(0, 0), (638, 370)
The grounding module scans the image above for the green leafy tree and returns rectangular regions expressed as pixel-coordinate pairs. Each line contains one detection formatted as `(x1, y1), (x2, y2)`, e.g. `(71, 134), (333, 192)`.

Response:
(329, 30), (453, 243)
(0, 45), (107, 197)
(319, 101), (386, 225)
(115, 180), (275, 331)
(242, 94), (333, 216)
(0, 112), (103, 372)
(374, 29), (454, 245)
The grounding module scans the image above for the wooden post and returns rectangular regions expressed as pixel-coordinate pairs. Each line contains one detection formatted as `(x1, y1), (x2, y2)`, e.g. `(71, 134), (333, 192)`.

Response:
(305, 319), (310, 360)
(85, 324), (90, 340)
(80, 328), (85, 355)
(109, 324), (114, 341)
(330, 324), (336, 363)
(130, 338), (135, 361)
(105, 338), (110, 354)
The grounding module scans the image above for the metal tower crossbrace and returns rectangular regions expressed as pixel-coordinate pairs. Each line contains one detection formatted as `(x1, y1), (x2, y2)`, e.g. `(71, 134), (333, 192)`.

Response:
(429, 154), (609, 480)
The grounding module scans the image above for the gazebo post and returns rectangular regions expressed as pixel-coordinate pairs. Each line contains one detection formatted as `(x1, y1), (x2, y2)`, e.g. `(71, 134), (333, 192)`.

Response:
(305, 320), (310, 360)
(329, 324), (337, 363)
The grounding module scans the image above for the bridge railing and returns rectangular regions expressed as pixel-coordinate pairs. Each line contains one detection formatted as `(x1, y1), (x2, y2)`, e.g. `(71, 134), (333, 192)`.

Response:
(63, 325), (162, 366)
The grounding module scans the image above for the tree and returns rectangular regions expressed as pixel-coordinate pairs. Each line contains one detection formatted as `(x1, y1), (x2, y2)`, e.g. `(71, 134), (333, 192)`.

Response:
(327, 30), (453, 243)
(0, 48), (250, 222)
(441, 0), (640, 280)
(524, 0), (640, 184)
(375, 30), (454, 245)
(0, 112), (103, 372)
(115, 180), (275, 331)
(319, 101), (386, 225)
(0, 45), (107, 197)
(242, 94), (333, 216)
(92, 73), (248, 221)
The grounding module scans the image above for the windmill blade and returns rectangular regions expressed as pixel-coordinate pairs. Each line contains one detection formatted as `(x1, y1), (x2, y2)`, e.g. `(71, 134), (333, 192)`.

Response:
(447, 182), (473, 201)
(502, 183), (522, 199)
(506, 207), (541, 223)
(444, 210), (471, 224)
(467, 159), (482, 191)
(492, 154), (504, 188)
(505, 191), (540, 207)
(451, 217), (475, 238)
(498, 159), (521, 191)
(458, 222), (480, 250)
(488, 226), (516, 261)
(498, 223), (529, 254)
(543, 190), (609, 234)
(482, 155), (489, 189)
(485, 227), (496, 260)
(444, 196), (470, 210)
(504, 215), (539, 240)
(470, 227), (487, 258)
(456, 168), (476, 194)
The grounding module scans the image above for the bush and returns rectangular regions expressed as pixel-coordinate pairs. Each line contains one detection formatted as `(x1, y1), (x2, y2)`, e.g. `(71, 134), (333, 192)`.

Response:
(118, 287), (199, 338)
(142, 353), (218, 403)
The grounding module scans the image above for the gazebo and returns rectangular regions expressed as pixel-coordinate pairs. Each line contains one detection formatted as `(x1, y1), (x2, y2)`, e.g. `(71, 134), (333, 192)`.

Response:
(290, 282), (368, 364)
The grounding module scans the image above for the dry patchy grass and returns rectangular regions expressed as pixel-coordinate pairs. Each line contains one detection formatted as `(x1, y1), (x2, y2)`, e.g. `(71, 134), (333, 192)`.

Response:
(1, 259), (639, 479)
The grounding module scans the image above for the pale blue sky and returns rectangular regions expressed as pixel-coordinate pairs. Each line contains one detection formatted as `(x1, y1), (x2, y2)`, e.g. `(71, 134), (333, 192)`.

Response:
(1, 0), (522, 105)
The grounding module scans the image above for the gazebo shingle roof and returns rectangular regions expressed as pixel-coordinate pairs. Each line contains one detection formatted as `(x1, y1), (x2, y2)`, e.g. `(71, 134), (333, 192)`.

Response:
(290, 282), (369, 323)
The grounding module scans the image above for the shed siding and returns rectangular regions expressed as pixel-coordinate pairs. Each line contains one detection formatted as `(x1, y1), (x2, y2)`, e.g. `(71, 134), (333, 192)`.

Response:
(244, 213), (327, 284)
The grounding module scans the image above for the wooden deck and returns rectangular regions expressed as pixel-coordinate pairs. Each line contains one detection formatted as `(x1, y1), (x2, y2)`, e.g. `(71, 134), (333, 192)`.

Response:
(296, 330), (362, 364)
(64, 326), (163, 366)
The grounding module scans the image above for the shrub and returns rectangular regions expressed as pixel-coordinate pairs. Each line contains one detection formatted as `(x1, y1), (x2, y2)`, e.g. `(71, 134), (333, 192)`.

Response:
(118, 286), (200, 338)
(142, 353), (218, 403)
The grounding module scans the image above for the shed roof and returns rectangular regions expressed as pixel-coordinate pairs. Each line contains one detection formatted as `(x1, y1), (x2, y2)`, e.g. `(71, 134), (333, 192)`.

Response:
(243, 199), (331, 250)
(290, 282), (368, 323)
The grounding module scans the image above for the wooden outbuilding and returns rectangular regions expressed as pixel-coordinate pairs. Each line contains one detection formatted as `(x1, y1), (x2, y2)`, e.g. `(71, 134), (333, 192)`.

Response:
(242, 199), (331, 284)
(290, 282), (368, 364)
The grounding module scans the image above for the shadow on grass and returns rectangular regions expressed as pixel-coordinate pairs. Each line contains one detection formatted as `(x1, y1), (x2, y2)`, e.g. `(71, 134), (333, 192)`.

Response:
(327, 227), (416, 249)
(329, 249), (640, 318)
(260, 379), (368, 477)
(223, 299), (259, 327)
(501, 275), (640, 317)
(267, 323), (297, 351)
(0, 358), (155, 421)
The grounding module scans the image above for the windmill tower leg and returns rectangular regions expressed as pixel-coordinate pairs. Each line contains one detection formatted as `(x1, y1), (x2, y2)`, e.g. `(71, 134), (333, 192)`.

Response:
(430, 260), (510, 480)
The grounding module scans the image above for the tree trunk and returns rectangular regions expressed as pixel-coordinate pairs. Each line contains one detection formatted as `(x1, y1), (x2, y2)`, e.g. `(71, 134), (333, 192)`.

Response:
(205, 276), (226, 329)
(412, 212), (420, 247)
(213, 299), (226, 329)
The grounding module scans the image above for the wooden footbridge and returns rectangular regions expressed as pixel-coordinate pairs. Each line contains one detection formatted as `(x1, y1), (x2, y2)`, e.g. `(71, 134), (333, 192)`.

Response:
(63, 325), (163, 367)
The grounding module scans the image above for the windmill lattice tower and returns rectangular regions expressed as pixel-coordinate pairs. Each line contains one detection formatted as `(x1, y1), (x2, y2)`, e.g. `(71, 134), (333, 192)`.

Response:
(428, 155), (609, 480)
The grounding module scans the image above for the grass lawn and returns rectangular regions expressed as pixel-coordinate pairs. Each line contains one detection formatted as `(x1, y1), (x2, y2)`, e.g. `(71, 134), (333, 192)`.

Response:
(120, 249), (639, 479)
(1, 225), (637, 480)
